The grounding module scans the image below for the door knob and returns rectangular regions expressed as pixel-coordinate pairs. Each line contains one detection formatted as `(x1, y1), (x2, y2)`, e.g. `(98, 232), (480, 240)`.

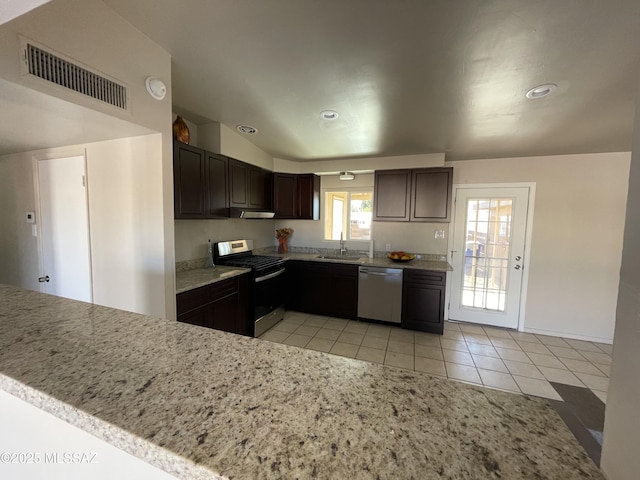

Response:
(515, 256), (522, 261)
(514, 265), (521, 270)
(38, 276), (50, 283)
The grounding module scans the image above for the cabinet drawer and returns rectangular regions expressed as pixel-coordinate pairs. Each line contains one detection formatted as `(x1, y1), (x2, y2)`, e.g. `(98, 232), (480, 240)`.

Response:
(403, 269), (445, 285)
(208, 277), (238, 301)
(176, 285), (209, 315)
(330, 263), (358, 278)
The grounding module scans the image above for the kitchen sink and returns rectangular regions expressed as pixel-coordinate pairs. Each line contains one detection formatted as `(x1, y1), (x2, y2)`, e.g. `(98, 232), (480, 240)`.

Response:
(316, 255), (362, 261)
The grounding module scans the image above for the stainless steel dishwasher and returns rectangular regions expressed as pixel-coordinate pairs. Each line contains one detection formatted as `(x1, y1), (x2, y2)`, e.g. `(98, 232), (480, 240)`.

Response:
(358, 266), (403, 324)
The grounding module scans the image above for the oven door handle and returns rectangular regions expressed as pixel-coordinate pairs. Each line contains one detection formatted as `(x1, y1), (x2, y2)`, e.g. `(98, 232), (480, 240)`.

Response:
(255, 268), (286, 283)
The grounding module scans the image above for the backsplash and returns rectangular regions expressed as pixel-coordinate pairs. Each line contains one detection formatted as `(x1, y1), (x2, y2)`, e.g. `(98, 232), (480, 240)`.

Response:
(174, 218), (275, 262)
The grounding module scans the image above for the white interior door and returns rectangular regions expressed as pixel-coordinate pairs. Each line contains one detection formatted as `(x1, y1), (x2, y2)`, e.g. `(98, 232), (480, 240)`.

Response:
(38, 155), (92, 302)
(449, 186), (531, 329)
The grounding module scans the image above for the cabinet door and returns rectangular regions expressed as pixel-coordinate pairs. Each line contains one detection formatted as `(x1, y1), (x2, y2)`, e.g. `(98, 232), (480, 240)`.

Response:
(229, 159), (249, 208)
(173, 142), (206, 218)
(206, 152), (229, 218)
(327, 264), (358, 319)
(178, 304), (211, 329)
(211, 293), (240, 334)
(401, 270), (445, 334)
(297, 174), (320, 220)
(248, 167), (267, 209)
(273, 173), (297, 218)
(373, 169), (411, 221)
(410, 167), (453, 222)
(294, 262), (330, 315)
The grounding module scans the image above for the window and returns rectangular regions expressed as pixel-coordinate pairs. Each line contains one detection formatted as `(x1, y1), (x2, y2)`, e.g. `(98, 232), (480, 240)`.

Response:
(324, 190), (373, 240)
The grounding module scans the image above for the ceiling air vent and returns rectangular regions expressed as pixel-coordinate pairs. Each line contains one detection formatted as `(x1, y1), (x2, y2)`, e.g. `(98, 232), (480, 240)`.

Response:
(25, 43), (127, 110)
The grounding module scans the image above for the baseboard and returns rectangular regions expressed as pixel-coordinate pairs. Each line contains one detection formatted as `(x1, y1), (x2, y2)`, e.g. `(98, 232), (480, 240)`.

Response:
(522, 326), (612, 345)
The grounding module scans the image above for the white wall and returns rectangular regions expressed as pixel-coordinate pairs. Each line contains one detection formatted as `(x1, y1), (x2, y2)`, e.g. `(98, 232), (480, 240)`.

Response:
(220, 124), (274, 170)
(0, 152), (40, 291)
(87, 136), (167, 317)
(0, 0), (176, 319)
(601, 87), (640, 479)
(274, 152), (445, 174)
(450, 152), (630, 342)
(0, 135), (169, 318)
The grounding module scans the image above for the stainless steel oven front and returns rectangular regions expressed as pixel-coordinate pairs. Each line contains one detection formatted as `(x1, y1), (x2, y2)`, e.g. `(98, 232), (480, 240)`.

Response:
(253, 267), (286, 337)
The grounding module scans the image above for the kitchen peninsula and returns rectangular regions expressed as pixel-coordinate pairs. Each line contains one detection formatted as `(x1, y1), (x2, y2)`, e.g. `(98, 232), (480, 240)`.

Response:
(0, 284), (603, 479)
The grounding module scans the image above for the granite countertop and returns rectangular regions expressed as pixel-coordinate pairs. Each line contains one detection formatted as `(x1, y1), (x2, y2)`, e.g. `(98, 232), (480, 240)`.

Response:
(267, 252), (453, 272)
(176, 252), (450, 295)
(0, 284), (602, 479)
(175, 266), (251, 294)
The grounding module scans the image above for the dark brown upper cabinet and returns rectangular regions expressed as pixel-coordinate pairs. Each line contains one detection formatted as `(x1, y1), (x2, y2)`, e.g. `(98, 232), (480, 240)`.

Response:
(173, 141), (229, 219)
(373, 169), (412, 221)
(373, 167), (453, 223)
(229, 159), (272, 211)
(273, 173), (320, 220)
(174, 142), (207, 219)
(206, 151), (229, 218)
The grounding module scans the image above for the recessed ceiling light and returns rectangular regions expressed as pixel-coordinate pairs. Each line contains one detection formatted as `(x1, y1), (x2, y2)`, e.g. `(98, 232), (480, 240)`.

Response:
(526, 83), (558, 99)
(320, 110), (339, 120)
(236, 124), (257, 134)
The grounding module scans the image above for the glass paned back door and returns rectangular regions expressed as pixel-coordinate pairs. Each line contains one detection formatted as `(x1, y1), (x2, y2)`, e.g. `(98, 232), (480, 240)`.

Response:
(450, 187), (530, 329)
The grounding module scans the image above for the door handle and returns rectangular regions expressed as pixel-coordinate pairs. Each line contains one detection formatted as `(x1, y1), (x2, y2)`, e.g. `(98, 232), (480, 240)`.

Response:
(514, 265), (522, 270)
(38, 276), (50, 283)
(515, 256), (522, 261)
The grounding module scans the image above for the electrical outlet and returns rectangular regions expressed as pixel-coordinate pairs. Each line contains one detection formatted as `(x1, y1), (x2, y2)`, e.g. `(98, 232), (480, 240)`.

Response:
(385, 243), (391, 251)
(435, 230), (445, 239)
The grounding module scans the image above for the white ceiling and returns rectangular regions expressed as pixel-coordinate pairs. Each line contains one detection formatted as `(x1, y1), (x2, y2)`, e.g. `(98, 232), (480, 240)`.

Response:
(3, 1), (639, 162)
(102, 0), (640, 162)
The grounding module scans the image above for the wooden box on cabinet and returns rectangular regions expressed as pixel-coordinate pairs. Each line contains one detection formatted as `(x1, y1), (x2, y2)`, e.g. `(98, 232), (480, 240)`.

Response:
(401, 269), (445, 334)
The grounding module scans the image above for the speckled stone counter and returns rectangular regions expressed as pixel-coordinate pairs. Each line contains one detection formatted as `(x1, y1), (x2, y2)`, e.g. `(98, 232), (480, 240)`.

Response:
(175, 266), (251, 294)
(0, 284), (602, 479)
(268, 252), (453, 272)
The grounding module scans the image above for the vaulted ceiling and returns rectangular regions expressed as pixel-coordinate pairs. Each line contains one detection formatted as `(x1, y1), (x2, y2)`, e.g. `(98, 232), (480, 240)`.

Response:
(8, 0), (640, 162)
(104, 0), (640, 162)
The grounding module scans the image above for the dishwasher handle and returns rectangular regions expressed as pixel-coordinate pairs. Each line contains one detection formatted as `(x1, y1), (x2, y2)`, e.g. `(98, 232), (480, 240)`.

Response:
(359, 269), (403, 277)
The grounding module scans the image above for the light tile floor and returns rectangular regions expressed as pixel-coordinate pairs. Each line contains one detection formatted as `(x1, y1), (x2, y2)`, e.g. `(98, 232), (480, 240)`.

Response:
(260, 311), (612, 403)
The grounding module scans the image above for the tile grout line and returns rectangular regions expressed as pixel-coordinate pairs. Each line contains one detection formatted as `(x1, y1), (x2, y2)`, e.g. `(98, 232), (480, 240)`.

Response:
(263, 312), (611, 403)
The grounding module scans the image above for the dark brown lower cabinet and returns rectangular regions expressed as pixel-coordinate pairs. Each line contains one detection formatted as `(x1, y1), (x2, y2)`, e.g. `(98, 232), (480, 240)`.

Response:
(286, 261), (358, 320)
(401, 269), (445, 334)
(177, 274), (250, 335)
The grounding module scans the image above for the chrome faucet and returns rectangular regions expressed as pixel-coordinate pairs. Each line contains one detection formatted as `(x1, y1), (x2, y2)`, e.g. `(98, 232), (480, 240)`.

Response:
(339, 232), (348, 257)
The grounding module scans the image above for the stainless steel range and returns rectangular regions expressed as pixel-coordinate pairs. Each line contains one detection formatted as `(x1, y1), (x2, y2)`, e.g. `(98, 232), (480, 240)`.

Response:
(214, 239), (286, 337)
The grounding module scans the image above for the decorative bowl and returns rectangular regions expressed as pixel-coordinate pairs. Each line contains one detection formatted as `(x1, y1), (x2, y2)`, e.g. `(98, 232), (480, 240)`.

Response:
(387, 252), (415, 262)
